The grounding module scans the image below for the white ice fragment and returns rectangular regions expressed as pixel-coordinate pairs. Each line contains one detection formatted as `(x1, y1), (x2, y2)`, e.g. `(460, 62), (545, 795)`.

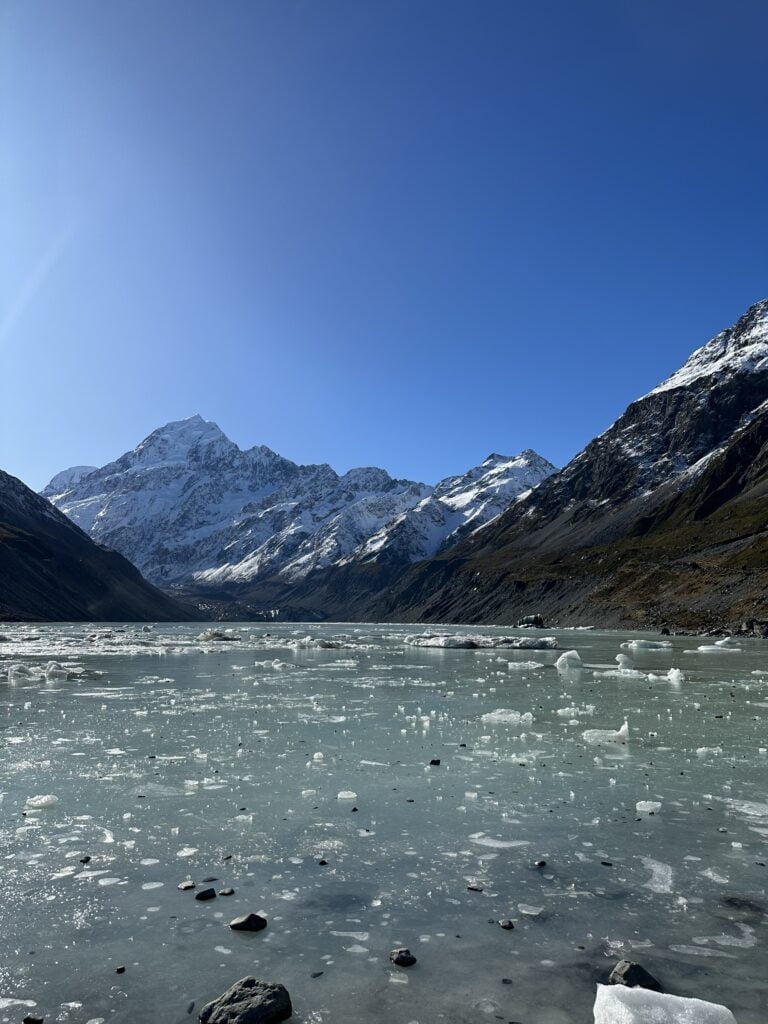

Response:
(619, 640), (672, 650)
(641, 857), (674, 893)
(480, 709), (533, 726)
(636, 801), (662, 813)
(26, 794), (59, 809)
(313, 752), (324, 761)
(555, 650), (582, 671)
(582, 720), (629, 745)
(337, 790), (357, 800)
(592, 983), (736, 1023)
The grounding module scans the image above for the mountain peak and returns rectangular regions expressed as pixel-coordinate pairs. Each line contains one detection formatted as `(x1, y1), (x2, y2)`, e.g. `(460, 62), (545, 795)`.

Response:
(651, 298), (768, 396)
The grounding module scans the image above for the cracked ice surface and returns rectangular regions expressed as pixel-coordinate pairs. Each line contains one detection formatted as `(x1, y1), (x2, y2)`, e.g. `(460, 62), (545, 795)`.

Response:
(0, 622), (763, 1023)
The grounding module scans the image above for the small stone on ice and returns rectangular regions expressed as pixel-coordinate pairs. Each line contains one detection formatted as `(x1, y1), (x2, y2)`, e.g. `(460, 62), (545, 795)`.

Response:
(229, 913), (268, 932)
(195, 888), (217, 901)
(429, 758), (441, 766)
(608, 959), (662, 991)
(390, 948), (417, 967)
(498, 919), (515, 930)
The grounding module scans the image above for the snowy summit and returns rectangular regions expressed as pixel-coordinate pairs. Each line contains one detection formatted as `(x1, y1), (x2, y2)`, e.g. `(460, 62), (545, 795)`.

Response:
(43, 417), (554, 587)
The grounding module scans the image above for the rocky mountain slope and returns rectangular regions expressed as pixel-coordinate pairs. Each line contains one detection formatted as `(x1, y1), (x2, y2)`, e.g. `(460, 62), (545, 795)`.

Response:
(363, 298), (768, 629)
(0, 469), (193, 621)
(44, 417), (554, 589)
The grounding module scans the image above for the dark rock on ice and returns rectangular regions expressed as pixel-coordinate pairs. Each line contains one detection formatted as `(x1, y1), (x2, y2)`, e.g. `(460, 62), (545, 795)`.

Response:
(229, 913), (268, 932)
(195, 888), (217, 901)
(198, 977), (292, 1024)
(608, 959), (662, 992)
(498, 918), (515, 930)
(23, 1016), (44, 1024)
(116, 965), (126, 974)
(389, 948), (417, 967)
(429, 758), (441, 766)
(202, 876), (218, 883)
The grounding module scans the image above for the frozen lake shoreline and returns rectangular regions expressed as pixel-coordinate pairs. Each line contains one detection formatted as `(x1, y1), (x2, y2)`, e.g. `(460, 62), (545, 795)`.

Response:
(1, 622), (765, 1023)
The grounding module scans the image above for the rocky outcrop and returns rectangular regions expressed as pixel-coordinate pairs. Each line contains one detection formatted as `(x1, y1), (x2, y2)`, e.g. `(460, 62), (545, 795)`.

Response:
(0, 469), (194, 622)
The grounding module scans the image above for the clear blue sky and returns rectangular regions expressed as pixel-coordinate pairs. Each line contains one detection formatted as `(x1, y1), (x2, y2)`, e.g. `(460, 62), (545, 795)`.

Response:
(2, 0), (767, 490)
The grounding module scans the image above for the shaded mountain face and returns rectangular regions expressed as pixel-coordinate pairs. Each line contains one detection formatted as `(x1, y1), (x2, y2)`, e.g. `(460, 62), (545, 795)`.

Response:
(44, 416), (553, 589)
(365, 299), (768, 629)
(0, 470), (193, 622)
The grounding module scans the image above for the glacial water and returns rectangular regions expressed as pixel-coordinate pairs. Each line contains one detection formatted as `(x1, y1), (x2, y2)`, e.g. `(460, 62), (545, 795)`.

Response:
(0, 622), (766, 1024)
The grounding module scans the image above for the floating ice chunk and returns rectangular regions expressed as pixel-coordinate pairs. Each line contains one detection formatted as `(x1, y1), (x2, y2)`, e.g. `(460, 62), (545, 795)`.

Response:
(197, 628), (240, 642)
(337, 790), (357, 800)
(714, 636), (740, 648)
(405, 633), (558, 650)
(480, 709), (533, 726)
(619, 640), (672, 650)
(667, 668), (685, 684)
(518, 903), (544, 916)
(636, 801), (662, 813)
(582, 720), (629, 745)
(556, 650), (582, 671)
(312, 752), (324, 762)
(175, 846), (198, 857)
(470, 833), (530, 849)
(556, 704), (596, 717)
(26, 794), (59, 809)
(641, 857), (673, 893)
(592, 983), (737, 1024)
(505, 660), (545, 671)
(696, 746), (722, 757)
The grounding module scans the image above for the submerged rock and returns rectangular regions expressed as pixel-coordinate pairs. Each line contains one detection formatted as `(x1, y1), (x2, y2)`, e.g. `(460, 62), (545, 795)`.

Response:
(229, 913), (268, 932)
(608, 959), (662, 992)
(199, 977), (292, 1023)
(390, 948), (417, 967)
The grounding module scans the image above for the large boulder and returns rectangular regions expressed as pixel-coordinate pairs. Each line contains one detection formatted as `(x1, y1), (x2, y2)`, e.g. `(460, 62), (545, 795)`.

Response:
(199, 977), (292, 1024)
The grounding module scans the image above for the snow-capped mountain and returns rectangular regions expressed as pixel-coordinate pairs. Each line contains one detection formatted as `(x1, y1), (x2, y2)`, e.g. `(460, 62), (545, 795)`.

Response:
(367, 298), (768, 628)
(43, 416), (553, 587)
(348, 450), (556, 565)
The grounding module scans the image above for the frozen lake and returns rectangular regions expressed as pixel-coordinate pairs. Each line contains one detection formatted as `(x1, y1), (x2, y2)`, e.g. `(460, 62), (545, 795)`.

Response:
(0, 622), (766, 1023)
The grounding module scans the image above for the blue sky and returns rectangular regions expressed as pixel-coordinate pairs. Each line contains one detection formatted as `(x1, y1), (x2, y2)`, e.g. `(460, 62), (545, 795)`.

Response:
(2, 1), (767, 490)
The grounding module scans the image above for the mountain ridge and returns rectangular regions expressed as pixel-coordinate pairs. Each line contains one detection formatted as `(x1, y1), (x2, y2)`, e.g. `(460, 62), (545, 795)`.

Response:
(44, 420), (555, 590)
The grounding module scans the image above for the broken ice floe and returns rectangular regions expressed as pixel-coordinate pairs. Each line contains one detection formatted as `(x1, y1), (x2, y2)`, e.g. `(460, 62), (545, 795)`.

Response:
(592, 984), (737, 1024)
(405, 633), (558, 649)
